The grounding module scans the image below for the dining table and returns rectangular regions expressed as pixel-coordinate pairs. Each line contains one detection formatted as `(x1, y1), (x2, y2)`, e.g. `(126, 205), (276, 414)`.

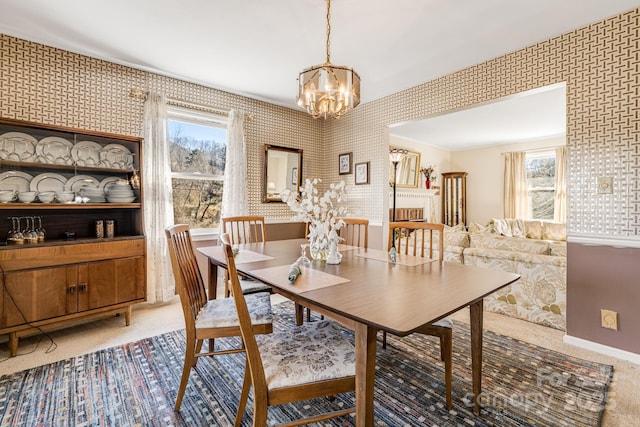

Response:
(197, 238), (520, 426)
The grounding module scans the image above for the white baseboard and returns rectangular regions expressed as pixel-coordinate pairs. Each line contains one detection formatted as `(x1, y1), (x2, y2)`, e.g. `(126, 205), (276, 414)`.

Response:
(563, 334), (640, 365)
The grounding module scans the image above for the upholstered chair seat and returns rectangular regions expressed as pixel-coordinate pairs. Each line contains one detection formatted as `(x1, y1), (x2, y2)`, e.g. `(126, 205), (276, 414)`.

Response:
(258, 320), (355, 389)
(196, 293), (272, 329)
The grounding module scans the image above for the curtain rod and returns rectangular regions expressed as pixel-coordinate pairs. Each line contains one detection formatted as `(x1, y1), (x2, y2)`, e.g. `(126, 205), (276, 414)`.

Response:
(501, 145), (564, 155)
(129, 88), (254, 121)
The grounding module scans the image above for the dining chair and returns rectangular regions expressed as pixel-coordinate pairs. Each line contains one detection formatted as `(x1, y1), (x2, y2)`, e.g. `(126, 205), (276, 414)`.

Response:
(219, 233), (356, 427)
(387, 221), (453, 410)
(339, 217), (369, 249)
(300, 217), (370, 322)
(221, 215), (272, 296)
(165, 224), (273, 411)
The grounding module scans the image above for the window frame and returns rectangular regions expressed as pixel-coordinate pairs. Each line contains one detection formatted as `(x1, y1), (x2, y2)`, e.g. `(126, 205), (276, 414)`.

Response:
(167, 105), (228, 239)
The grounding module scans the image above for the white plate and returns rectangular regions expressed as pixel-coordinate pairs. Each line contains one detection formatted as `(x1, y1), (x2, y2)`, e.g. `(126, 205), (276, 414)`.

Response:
(100, 143), (133, 169)
(0, 171), (33, 193)
(65, 175), (100, 192)
(0, 132), (37, 161)
(30, 173), (68, 193)
(99, 176), (128, 192)
(107, 196), (136, 203)
(71, 140), (102, 167)
(35, 136), (73, 165)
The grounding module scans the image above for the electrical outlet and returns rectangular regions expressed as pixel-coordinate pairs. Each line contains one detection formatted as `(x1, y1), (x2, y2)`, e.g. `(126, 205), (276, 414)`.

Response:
(600, 309), (618, 330)
(597, 176), (613, 194)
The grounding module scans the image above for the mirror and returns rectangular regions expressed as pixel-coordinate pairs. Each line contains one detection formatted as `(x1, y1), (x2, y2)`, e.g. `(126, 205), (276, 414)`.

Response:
(263, 144), (302, 202)
(389, 148), (421, 188)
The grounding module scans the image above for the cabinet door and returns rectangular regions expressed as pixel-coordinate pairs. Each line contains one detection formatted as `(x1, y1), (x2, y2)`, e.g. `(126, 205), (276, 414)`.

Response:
(2, 266), (76, 327)
(79, 256), (145, 311)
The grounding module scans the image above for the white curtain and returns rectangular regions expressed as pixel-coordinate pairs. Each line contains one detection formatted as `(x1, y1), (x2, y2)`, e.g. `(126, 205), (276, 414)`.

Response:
(143, 92), (175, 303)
(221, 110), (248, 217)
(554, 146), (567, 222)
(503, 151), (528, 218)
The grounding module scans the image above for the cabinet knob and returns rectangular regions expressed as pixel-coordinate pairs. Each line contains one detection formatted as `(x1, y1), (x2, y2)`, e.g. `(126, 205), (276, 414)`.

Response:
(79, 283), (88, 293)
(68, 285), (76, 295)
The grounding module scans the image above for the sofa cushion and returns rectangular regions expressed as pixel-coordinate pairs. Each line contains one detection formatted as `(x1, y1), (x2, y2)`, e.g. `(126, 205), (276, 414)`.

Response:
(491, 218), (525, 237)
(470, 233), (550, 255)
(524, 220), (544, 240)
(543, 222), (566, 241)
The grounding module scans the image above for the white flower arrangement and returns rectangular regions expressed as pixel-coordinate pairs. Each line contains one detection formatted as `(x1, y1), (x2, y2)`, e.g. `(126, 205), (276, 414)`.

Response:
(281, 178), (348, 258)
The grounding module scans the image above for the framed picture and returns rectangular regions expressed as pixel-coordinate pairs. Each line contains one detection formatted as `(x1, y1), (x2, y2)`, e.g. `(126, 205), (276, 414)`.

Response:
(355, 161), (370, 185)
(338, 152), (352, 175)
(291, 167), (298, 185)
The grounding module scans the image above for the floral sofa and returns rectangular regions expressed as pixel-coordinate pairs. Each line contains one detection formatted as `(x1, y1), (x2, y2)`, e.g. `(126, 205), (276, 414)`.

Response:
(404, 219), (567, 330)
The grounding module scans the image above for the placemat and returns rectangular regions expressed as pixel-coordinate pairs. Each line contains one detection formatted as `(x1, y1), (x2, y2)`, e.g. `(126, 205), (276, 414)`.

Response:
(232, 249), (274, 264)
(354, 248), (436, 266)
(248, 265), (350, 294)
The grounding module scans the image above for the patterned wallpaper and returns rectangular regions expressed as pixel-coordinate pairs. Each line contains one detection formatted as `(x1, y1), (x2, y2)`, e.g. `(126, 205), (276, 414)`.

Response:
(0, 35), (321, 219)
(1, 7), (639, 236)
(328, 8), (640, 237)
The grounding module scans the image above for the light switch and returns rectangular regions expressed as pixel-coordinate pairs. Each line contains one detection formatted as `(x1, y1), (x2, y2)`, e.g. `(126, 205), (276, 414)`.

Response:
(597, 176), (613, 194)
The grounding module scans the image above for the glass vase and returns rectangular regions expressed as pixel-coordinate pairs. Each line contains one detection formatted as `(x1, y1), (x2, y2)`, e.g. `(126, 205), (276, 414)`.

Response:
(309, 237), (329, 261)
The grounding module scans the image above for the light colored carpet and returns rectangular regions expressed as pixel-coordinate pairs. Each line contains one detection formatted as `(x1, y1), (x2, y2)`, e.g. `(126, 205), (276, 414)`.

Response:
(0, 294), (637, 426)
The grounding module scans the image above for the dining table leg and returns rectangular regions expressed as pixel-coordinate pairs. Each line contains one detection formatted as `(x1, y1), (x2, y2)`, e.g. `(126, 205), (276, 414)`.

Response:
(207, 261), (219, 352)
(207, 261), (218, 300)
(469, 299), (484, 415)
(355, 322), (377, 427)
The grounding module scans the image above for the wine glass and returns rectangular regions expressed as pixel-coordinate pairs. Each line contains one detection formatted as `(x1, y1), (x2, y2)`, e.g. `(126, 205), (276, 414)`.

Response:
(36, 216), (45, 242)
(296, 243), (312, 267)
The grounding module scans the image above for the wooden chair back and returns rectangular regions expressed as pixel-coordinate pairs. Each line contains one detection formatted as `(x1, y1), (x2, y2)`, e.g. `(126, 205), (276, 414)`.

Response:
(388, 221), (444, 261)
(220, 233), (269, 395)
(222, 215), (267, 244)
(165, 224), (207, 339)
(339, 218), (369, 248)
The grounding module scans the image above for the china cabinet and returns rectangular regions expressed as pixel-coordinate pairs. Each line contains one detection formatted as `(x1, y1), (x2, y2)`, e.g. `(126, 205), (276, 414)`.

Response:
(0, 118), (146, 356)
(441, 172), (467, 227)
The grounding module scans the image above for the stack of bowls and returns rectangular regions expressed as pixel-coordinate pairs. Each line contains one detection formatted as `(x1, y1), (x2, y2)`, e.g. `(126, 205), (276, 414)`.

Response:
(80, 184), (105, 203)
(105, 182), (135, 203)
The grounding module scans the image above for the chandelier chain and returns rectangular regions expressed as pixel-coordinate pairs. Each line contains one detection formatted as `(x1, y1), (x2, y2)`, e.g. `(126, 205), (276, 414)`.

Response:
(325, 0), (331, 64)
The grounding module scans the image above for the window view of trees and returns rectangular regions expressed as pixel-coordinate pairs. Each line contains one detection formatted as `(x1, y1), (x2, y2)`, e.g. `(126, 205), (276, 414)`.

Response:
(168, 120), (226, 229)
(526, 153), (555, 220)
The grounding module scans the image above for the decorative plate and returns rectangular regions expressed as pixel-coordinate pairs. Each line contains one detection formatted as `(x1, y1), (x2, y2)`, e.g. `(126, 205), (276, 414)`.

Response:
(35, 136), (73, 165)
(0, 171), (33, 193)
(0, 132), (37, 162)
(30, 172), (68, 193)
(65, 175), (100, 192)
(71, 140), (102, 167)
(100, 144), (133, 169)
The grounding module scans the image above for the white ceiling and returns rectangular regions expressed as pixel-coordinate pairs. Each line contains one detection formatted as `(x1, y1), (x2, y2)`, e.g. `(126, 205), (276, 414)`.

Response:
(389, 84), (567, 150)
(1, 0), (639, 110)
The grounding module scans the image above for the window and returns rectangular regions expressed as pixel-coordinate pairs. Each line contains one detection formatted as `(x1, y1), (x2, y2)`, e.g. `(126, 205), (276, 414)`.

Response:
(526, 150), (556, 220)
(167, 106), (227, 231)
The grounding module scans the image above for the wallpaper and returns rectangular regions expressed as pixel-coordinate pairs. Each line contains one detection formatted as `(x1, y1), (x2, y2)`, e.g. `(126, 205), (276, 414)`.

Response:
(0, 35), (321, 219)
(326, 8), (640, 237)
(1, 7), (639, 237)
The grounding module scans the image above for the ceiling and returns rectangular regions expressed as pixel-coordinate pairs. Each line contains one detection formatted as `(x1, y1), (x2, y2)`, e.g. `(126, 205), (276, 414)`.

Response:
(1, 0), (639, 112)
(389, 84), (567, 150)
(0, 0), (640, 108)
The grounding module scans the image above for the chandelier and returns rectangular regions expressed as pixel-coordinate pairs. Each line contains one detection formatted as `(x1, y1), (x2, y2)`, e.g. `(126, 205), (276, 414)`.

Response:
(297, 0), (360, 119)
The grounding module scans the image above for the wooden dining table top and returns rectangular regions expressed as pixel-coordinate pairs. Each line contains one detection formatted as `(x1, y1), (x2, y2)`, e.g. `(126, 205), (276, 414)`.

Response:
(198, 238), (520, 336)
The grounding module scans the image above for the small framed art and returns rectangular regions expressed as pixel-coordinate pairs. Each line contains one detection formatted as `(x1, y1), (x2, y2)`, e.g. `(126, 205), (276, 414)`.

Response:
(355, 161), (370, 185)
(339, 152), (352, 175)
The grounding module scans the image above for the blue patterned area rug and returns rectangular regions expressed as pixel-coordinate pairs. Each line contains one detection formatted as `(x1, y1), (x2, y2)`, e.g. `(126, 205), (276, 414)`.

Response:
(0, 301), (612, 426)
